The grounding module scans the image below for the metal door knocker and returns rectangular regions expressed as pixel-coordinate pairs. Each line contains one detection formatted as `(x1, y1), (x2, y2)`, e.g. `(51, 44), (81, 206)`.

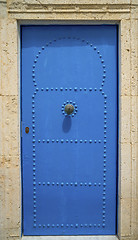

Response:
(64, 104), (74, 115)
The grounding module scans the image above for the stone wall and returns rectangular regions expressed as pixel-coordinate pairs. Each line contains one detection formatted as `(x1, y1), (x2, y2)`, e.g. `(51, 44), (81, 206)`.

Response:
(0, 1), (137, 239)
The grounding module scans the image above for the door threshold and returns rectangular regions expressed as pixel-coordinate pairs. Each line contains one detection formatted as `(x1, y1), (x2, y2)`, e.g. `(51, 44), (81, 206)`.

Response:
(22, 236), (119, 240)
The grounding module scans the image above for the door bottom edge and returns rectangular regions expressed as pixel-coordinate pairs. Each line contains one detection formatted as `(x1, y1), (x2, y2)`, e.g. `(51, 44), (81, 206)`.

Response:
(22, 235), (119, 240)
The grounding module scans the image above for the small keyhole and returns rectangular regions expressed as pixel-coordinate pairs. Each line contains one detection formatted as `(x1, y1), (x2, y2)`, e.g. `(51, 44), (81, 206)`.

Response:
(25, 127), (29, 134)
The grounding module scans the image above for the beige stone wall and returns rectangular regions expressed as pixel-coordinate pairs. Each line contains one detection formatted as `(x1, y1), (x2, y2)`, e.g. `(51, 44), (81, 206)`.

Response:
(0, 1), (137, 240)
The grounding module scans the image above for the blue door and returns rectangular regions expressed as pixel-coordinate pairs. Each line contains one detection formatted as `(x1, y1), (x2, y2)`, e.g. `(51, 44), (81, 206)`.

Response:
(21, 25), (118, 236)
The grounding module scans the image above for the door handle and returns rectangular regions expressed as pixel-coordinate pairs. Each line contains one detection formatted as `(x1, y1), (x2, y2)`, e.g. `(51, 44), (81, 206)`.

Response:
(64, 104), (74, 115)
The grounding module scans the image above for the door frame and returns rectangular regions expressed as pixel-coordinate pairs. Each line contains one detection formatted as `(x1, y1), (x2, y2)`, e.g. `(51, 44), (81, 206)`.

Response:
(1, 1), (137, 238)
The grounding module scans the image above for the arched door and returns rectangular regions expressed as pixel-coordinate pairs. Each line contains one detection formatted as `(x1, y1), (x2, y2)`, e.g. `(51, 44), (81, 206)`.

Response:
(21, 25), (118, 235)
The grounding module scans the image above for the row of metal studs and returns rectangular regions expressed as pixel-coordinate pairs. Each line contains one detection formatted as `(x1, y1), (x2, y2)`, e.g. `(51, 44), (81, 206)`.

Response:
(102, 94), (107, 227)
(37, 182), (102, 186)
(32, 38), (106, 89)
(62, 112), (77, 117)
(37, 139), (102, 143)
(36, 223), (105, 228)
(31, 87), (107, 92)
(32, 97), (36, 227)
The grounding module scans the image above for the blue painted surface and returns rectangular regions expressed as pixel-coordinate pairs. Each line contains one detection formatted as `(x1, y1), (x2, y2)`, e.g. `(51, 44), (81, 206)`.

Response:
(21, 25), (118, 235)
